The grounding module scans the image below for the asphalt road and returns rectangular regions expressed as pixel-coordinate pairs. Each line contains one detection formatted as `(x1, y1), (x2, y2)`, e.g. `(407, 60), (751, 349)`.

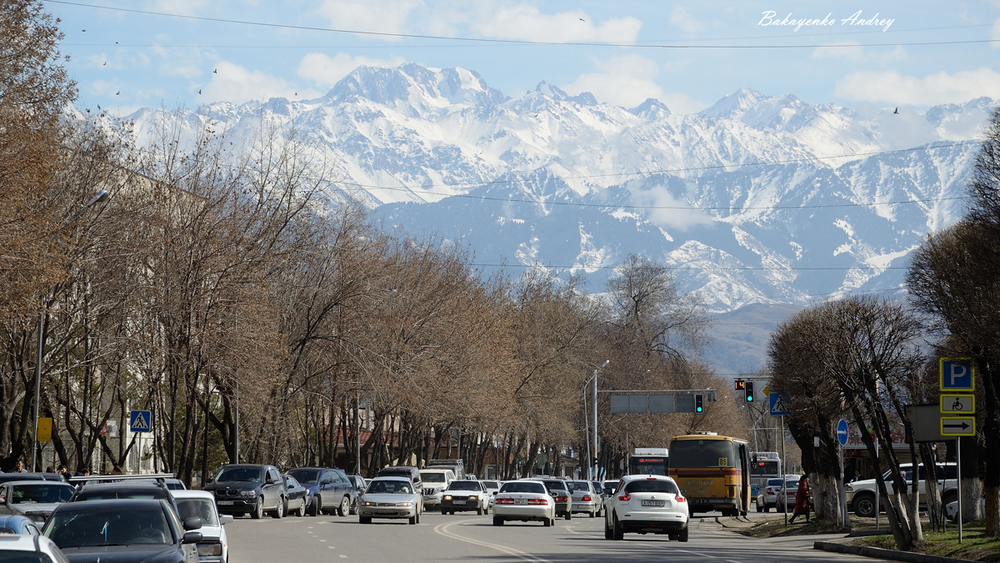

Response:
(225, 509), (874, 563)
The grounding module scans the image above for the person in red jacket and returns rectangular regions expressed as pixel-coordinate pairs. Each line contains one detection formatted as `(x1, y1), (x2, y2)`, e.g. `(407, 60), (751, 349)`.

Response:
(788, 475), (811, 523)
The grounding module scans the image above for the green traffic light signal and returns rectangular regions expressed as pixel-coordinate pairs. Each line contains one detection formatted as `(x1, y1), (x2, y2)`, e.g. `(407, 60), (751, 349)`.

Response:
(745, 381), (755, 402)
(695, 394), (704, 413)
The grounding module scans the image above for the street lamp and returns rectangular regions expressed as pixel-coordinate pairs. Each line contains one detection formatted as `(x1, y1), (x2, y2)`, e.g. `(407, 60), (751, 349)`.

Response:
(591, 360), (609, 481)
(32, 190), (110, 471)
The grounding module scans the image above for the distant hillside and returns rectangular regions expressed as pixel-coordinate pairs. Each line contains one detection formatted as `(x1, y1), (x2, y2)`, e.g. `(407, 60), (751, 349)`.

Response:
(704, 303), (805, 378)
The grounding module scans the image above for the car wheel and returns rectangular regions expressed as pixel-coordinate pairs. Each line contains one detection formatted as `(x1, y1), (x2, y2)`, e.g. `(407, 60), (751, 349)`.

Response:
(764, 504), (771, 513)
(338, 496), (350, 517)
(493, 516), (504, 526)
(756, 501), (763, 513)
(272, 497), (285, 519)
(543, 517), (551, 527)
(853, 492), (877, 518)
(296, 499), (307, 517)
(612, 515), (624, 540)
(416, 510), (421, 524)
(589, 508), (596, 518)
(477, 505), (483, 516)
(359, 516), (372, 524)
(309, 496), (321, 516)
(564, 512), (572, 520)
(604, 518), (614, 539)
(408, 514), (417, 525)
(678, 525), (689, 542)
(251, 496), (264, 520)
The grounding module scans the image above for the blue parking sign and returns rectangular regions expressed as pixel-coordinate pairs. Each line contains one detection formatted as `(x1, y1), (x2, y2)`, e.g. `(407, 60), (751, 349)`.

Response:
(940, 358), (974, 392)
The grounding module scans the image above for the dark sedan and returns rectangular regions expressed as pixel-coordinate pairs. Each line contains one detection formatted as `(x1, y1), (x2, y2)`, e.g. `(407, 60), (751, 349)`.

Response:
(43, 498), (203, 563)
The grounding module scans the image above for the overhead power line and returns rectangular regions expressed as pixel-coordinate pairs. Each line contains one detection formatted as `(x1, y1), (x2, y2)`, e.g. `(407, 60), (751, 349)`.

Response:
(47, 1), (1000, 49)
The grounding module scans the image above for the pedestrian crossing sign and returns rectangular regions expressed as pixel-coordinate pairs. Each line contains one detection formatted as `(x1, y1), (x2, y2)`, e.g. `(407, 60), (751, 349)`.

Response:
(130, 410), (152, 433)
(769, 392), (792, 416)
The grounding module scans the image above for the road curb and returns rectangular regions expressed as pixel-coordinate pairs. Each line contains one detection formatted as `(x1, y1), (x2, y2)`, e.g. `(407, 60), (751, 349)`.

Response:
(814, 541), (975, 563)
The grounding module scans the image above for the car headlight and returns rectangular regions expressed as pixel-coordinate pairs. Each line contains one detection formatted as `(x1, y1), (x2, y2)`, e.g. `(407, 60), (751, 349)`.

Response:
(468, 495), (478, 500)
(363, 501), (375, 506)
(396, 502), (413, 508)
(240, 490), (257, 498)
(443, 495), (452, 500)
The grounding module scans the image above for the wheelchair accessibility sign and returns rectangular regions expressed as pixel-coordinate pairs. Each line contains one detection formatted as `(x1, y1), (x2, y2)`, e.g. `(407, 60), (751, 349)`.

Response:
(940, 395), (974, 415)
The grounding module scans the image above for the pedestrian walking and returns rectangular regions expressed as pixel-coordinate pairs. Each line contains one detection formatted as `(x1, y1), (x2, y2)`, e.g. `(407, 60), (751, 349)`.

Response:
(788, 475), (811, 524)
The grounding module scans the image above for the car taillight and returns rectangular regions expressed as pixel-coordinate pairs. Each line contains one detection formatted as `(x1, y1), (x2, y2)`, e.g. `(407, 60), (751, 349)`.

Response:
(582, 495), (592, 502)
(528, 499), (549, 505)
(496, 498), (515, 505)
(556, 496), (568, 502)
(618, 492), (631, 502)
(676, 495), (686, 503)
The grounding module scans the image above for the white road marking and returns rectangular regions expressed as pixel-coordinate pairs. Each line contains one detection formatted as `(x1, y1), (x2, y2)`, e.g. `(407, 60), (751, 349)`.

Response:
(433, 520), (553, 563)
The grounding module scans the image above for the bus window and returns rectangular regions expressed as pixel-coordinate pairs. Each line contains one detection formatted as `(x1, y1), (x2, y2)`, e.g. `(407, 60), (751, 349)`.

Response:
(668, 440), (736, 468)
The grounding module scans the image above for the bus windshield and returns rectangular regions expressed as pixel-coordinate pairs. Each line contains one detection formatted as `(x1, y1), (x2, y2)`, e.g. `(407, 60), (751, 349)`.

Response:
(669, 439), (736, 468)
(630, 456), (668, 476)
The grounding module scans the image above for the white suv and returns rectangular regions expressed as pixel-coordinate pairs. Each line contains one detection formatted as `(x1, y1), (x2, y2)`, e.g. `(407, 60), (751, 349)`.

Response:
(604, 474), (689, 542)
(845, 463), (957, 518)
(420, 469), (456, 510)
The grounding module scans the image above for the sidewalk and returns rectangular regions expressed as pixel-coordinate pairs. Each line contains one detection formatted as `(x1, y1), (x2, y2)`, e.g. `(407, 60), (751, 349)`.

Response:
(703, 516), (976, 563)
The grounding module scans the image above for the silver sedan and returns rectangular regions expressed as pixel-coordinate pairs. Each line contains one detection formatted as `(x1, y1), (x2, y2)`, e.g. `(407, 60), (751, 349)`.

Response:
(357, 478), (421, 525)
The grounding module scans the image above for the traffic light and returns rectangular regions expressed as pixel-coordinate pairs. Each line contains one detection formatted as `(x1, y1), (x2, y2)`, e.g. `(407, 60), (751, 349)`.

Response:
(745, 381), (755, 402)
(695, 394), (704, 413)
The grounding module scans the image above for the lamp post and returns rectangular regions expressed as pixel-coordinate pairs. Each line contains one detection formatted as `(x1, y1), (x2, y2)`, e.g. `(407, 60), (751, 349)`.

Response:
(32, 190), (110, 472)
(591, 360), (609, 481)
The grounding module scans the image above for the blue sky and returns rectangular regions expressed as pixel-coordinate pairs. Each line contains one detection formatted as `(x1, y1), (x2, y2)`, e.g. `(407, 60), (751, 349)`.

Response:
(45, 1), (1000, 117)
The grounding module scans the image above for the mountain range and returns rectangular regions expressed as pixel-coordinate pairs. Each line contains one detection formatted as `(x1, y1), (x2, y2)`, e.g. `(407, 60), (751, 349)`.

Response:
(114, 63), (996, 374)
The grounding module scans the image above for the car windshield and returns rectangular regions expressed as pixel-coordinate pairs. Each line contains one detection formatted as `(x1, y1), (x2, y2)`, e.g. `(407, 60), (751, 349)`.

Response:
(500, 482), (545, 494)
(216, 467), (262, 483)
(75, 490), (164, 501)
(624, 480), (678, 494)
(447, 482), (480, 491)
(542, 482), (567, 493)
(176, 498), (219, 526)
(421, 473), (446, 483)
(482, 481), (499, 489)
(9, 484), (74, 504)
(566, 482), (591, 492)
(287, 469), (319, 485)
(366, 481), (411, 495)
(45, 507), (172, 547)
(767, 478), (783, 487)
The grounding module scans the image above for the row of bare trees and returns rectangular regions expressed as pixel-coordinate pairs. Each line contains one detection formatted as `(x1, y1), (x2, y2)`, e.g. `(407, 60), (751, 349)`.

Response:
(2, 2), (751, 488)
(767, 106), (1000, 548)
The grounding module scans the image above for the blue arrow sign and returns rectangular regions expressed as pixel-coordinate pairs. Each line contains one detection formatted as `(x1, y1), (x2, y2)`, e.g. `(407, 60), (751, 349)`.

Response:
(837, 419), (849, 446)
(129, 410), (152, 433)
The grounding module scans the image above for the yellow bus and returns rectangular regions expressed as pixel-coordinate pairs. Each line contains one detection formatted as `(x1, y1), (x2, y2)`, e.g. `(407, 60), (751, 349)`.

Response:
(668, 433), (751, 516)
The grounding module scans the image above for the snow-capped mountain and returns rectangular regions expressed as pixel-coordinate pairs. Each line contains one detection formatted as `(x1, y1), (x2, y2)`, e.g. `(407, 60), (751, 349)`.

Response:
(120, 63), (992, 314)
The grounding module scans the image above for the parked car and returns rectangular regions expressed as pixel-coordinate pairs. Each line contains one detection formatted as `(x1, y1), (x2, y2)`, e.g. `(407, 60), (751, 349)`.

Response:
(0, 513), (43, 535)
(44, 498), (203, 563)
(604, 474), (689, 542)
(357, 477), (421, 524)
(775, 475), (802, 511)
(755, 477), (786, 512)
(492, 480), (555, 527)
(946, 495), (985, 522)
(440, 481), (488, 515)
(539, 479), (573, 520)
(205, 464), (287, 520)
(566, 480), (601, 518)
(845, 463), (958, 518)
(68, 480), (182, 519)
(173, 490), (233, 563)
(0, 533), (68, 563)
(281, 475), (309, 517)
(0, 474), (64, 485)
(0, 480), (75, 523)
(285, 467), (354, 517)
(419, 468), (456, 510)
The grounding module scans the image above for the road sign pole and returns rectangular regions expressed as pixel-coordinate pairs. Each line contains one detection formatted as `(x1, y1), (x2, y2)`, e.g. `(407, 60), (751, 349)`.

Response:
(957, 437), (963, 544)
(781, 415), (787, 525)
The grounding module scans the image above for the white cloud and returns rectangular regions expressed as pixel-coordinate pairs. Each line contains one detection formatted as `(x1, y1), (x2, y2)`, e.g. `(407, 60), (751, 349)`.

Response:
(660, 93), (708, 115)
(563, 55), (663, 108)
(150, 0), (208, 16)
(319, 0), (421, 39)
(202, 61), (312, 104)
(835, 68), (1000, 106)
(811, 41), (865, 61)
(474, 4), (641, 43)
(630, 185), (714, 230)
(669, 7), (703, 33)
(298, 53), (406, 89)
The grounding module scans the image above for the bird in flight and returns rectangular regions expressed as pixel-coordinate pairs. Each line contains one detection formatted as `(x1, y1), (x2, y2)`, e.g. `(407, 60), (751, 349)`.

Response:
(214, 69), (218, 74)
(893, 107), (899, 114)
